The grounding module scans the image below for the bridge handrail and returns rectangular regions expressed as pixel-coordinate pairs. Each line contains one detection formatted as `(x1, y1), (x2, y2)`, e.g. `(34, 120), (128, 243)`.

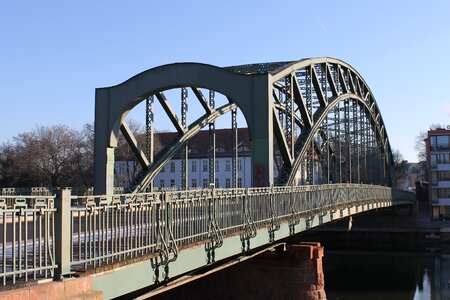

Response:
(0, 184), (413, 286)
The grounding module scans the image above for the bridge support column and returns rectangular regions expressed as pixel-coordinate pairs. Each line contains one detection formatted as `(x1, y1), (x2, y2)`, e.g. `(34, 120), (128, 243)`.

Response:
(154, 242), (327, 300)
(94, 88), (117, 196)
(247, 75), (273, 187)
(275, 242), (327, 300)
(243, 242), (327, 299)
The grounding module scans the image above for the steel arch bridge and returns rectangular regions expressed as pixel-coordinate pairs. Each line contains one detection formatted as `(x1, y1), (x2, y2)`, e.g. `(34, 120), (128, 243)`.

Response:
(93, 57), (393, 195)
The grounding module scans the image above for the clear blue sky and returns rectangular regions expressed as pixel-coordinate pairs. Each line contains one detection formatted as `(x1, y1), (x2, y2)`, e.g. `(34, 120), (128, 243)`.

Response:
(1, 0), (449, 162)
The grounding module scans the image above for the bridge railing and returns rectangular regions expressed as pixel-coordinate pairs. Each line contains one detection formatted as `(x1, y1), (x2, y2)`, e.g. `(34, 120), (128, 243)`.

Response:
(0, 184), (405, 286)
(0, 195), (56, 285)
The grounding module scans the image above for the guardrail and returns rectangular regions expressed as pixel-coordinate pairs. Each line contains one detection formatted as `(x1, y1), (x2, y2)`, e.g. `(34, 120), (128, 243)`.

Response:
(0, 184), (411, 286)
(0, 195), (56, 285)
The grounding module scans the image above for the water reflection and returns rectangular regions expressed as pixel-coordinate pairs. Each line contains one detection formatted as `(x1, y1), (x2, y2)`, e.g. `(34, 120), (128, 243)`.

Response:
(324, 252), (450, 300)
(413, 268), (431, 300)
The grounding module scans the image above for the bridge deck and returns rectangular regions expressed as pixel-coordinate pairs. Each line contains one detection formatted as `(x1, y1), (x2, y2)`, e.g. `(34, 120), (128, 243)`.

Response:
(0, 184), (414, 298)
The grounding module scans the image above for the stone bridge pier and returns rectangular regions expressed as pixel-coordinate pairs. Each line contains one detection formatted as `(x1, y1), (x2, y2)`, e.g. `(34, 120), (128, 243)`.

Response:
(153, 242), (327, 300)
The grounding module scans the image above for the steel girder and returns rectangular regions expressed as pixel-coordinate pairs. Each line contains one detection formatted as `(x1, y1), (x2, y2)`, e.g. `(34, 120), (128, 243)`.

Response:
(94, 58), (394, 195)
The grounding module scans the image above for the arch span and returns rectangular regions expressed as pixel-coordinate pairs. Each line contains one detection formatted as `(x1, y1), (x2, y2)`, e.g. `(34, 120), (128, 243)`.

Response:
(94, 58), (394, 195)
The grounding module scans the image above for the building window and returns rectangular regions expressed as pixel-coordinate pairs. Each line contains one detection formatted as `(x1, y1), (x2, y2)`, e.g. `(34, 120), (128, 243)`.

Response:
(238, 159), (243, 171)
(225, 160), (231, 171)
(160, 180), (165, 188)
(238, 178), (243, 188)
(238, 145), (250, 152)
(215, 178), (219, 188)
(192, 179), (197, 188)
(225, 178), (231, 188)
(438, 171), (450, 180)
(437, 136), (449, 149)
(161, 166), (165, 173)
(438, 153), (450, 164)
(202, 160), (208, 172)
(438, 188), (450, 198)
(192, 161), (197, 172)
(171, 179), (176, 187)
(170, 161), (175, 172)
(203, 178), (208, 188)
(215, 160), (219, 171)
(431, 172), (438, 185)
(431, 154), (437, 167)
(430, 136), (437, 150)
(216, 146), (225, 153)
(432, 189), (437, 201)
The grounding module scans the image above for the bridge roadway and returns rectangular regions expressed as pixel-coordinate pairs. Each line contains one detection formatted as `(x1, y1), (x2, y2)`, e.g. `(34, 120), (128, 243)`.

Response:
(0, 184), (414, 299)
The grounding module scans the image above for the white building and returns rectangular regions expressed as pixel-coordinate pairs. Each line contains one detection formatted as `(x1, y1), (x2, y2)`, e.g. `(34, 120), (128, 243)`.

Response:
(115, 128), (253, 189)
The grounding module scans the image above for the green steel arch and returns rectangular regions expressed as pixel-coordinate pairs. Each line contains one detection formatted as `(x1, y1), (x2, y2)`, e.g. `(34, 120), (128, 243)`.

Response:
(93, 57), (393, 195)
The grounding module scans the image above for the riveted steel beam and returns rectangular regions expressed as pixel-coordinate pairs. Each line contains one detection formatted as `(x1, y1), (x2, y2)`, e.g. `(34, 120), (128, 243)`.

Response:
(326, 64), (338, 97)
(155, 92), (185, 134)
(273, 109), (293, 166)
(348, 71), (356, 94)
(311, 66), (327, 107)
(191, 87), (214, 115)
(338, 67), (349, 94)
(292, 77), (312, 128)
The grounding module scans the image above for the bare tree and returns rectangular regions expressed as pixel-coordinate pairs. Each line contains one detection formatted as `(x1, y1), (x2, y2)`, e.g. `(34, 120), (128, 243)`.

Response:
(0, 125), (93, 188)
(114, 119), (144, 186)
(72, 123), (95, 187)
(392, 148), (408, 188)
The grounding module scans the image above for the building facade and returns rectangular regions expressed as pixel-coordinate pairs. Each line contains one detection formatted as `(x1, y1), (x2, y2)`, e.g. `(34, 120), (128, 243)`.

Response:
(427, 129), (450, 219)
(114, 128), (253, 189)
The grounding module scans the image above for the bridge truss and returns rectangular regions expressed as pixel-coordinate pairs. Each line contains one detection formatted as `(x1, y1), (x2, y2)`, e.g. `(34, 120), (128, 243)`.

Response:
(94, 57), (393, 195)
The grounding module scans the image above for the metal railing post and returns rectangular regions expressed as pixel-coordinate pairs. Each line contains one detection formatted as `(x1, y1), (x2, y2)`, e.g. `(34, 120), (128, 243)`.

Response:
(54, 189), (71, 279)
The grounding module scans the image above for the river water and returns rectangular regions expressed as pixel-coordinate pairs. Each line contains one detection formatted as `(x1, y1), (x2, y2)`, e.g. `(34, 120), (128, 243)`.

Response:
(324, 251), (450, 300)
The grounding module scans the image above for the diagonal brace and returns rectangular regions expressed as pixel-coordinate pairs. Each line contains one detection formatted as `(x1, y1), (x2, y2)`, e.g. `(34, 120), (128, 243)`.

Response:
(191, 87), (213, 115)
(155, 92), (185, 134)
(120, 121), (150, 168)
(311, 66), (328, 107)
(273, 109), (293, 166)
(292, 77), (312, 128)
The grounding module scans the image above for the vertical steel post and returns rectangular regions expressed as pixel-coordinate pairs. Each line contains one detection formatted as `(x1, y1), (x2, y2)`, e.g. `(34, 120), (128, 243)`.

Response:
(209, 90), (216, 186)
(338, 102), (342, 183)
(352, 100), (358, 183)
(54, 189), (71, 279)
(353, 100), (359, 183)
(285, 75), (293, 158)
(344, 98), (351, 183)
(145, 95), (154, 191)
(321, 64), (330, 183)
(278, 87), (284, 127)
(181, 88), (188, 190)
(231, 107), (238, 188)
(305, 67), (313, 184)
(360, 106), (365, 183)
